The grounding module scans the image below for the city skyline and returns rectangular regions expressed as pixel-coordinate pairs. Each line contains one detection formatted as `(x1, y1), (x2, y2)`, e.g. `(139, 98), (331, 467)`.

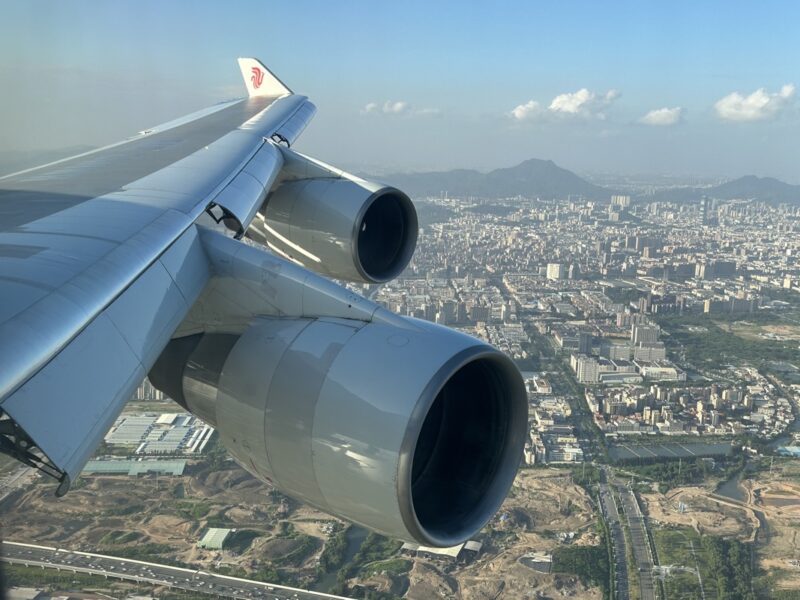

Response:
(1, 1), (799, 181)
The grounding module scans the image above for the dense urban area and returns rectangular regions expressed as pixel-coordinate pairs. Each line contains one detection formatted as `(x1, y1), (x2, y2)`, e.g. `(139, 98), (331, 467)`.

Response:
(2, 168), (800, 600)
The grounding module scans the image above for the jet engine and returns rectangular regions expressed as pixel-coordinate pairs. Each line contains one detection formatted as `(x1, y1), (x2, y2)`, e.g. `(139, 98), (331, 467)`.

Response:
(149, 143), (526, 547)
(153, 313), (526, 547)
(252, 148), (418, 283)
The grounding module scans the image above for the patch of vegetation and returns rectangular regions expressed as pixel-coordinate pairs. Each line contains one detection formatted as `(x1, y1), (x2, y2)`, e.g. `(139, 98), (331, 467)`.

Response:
(100, 543), (190, 569)
(654, 526), (755, 600)
(340, 532), (402, 579)
(627, 453), (745, 493)
(202, 433), (230, 470)
(755, 581), (800, 600)
(656, 314), (800, 370)
(703, 535), (755, 600)
(99, 530), (143, 545)
(571, 463), (602, 488)
(413, 200), (456, 225)
(361, 558), (412, 577)
(206, 509), (233, 528)
(552, 543), (610, 596)
(272, 534), (320, 567)
(225, 529), (263, 554)
(172, 482), (185, 498)
(318, 525), (349, 572)
(175, 500), (211, 521)
(106, 502), (142, 516)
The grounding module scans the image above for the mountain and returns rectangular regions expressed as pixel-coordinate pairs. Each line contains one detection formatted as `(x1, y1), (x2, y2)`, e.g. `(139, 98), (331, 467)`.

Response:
(711, 175), (800, 203)
(651, 175), (800, 205)
(375, 158), (613, 200)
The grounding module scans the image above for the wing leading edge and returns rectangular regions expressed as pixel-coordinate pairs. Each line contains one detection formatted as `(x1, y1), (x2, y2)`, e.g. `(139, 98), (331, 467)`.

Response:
(0, 59), (315, 491)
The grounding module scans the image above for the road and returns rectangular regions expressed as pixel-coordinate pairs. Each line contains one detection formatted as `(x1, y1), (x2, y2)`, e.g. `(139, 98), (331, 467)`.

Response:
(617, 486), (658, 600)
(598, 480), (629, 600)
(1, 541), (352, 600)
(0, 467), (36, 503)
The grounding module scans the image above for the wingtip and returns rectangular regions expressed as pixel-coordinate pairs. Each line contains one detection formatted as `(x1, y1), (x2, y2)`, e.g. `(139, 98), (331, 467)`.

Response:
(237, 57), (292, 97)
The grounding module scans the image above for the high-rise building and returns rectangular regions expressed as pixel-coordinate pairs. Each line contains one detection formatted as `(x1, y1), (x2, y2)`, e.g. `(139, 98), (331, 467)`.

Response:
(611, 195), (631, 208)
(578, 332), (593, 354)
(631, 323), (660, 344)
(571, 354), (600, 383)
(633, 341), (666, 361)
(546, 263), (565, 280)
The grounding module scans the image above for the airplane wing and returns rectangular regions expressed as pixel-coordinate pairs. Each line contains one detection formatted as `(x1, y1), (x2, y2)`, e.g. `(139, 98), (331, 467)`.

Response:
(0, 58), (527, 548)
(0, 58), (314, 491)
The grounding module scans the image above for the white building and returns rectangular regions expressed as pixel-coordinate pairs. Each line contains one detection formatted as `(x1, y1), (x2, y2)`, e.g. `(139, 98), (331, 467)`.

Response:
(546, 263), (565, 280)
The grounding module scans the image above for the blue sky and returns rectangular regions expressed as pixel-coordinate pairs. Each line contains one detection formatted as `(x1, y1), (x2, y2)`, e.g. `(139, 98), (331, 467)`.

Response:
(1, 1), (798, 181)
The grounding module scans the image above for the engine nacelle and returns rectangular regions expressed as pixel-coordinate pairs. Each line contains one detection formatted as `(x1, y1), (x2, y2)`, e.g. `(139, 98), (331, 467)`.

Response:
(257, 149), (417, 283)
(154, 316), (526, 547)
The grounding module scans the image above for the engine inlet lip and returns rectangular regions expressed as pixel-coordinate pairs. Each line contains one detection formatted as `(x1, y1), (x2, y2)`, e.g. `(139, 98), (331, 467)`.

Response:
(351, 187), (418, 284)
(396, 345), (527, 547)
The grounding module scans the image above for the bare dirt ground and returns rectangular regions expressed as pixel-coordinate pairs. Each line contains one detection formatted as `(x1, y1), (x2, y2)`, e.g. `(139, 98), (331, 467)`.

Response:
(441, 468), (603, 600)
(0, 458), (332, 590)
(0, 452), (603, 599)
(642, 486), (757, 539)
(720, 320), (800, 341)
(749, 460), (800, 592)
(641, 459), (800, 594)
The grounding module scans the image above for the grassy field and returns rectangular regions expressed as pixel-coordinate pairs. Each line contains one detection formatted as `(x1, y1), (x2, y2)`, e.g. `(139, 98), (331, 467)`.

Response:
(653, 528), (712, 599)
(653, 526), (756, 600)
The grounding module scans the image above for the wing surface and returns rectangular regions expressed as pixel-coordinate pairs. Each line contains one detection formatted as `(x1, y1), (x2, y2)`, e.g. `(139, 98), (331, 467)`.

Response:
(0, 59), (315, 490)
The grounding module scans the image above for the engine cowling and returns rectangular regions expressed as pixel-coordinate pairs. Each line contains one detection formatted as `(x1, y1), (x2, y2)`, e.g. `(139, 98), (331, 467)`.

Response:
(257, 149), (418, 283)
(153, 315), (527, 547)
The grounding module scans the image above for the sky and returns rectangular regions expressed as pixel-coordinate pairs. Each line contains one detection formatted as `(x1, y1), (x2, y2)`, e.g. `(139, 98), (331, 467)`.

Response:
(1, 0), (798, 182)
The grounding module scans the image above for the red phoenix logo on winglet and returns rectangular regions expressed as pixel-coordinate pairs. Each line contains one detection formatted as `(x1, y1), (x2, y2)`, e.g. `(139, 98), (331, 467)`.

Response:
(251, 66), (264, 89)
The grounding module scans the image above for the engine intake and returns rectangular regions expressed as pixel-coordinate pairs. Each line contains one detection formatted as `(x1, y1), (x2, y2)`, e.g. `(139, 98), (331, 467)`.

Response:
(259, 150), (417, 283)
(153, 316), (526, 546)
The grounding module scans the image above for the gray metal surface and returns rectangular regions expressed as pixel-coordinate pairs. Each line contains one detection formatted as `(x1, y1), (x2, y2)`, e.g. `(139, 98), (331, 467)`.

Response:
(175, 228), (380, 337)
(0, 84), (316, 483)
(170, 232), (527, 545)
(261, 147), (416, 283)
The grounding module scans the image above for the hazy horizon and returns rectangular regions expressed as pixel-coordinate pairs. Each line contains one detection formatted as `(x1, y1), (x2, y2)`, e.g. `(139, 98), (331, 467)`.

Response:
(1, 1), (799, 183)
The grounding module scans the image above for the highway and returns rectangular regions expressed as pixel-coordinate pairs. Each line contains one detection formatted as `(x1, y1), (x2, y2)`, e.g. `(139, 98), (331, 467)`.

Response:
(1, 541), (352, 600)
(617, 486), (658, 600)
(0, 467), (36, 503)
(598, 481), (630, 600)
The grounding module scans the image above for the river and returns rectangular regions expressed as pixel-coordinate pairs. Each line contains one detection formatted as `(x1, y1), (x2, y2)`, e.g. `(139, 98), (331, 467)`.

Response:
(716, 470), (747, 503)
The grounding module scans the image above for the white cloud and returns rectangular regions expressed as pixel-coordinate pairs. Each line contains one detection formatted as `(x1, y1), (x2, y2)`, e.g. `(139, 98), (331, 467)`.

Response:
(548, 88), (620, 119)
(640, 106), (684, 126)
(362, 100), (438, 117)
(714, 84), (795, 121)
(510, 100), (542, 121)
(382, 100), (409, 114)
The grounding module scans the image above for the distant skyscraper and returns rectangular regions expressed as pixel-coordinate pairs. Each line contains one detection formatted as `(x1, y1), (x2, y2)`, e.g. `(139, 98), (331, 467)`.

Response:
(579, 332), (593, 354)
(701, 196), (716, 226)
(546, 263), (565, 280)
(631, 323), (659, 344)
(611, 195), (631, 208)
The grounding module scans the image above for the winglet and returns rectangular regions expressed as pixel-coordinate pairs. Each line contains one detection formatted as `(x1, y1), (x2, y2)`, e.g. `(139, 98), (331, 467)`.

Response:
(237, 57), (292, 97)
